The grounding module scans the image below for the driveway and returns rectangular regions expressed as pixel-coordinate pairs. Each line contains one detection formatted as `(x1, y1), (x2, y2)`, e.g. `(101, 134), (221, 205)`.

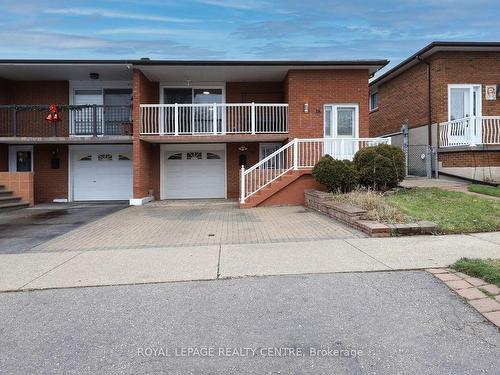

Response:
(1, 271), (499, 374)
(31, 200), (364, 252)
(0, 203), (127, 254)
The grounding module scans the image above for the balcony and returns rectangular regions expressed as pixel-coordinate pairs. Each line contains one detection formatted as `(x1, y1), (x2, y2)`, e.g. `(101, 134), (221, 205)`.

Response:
(0, 105), (133, 140)
(140, 103), (288, 137)
(439, 116), (500, 148)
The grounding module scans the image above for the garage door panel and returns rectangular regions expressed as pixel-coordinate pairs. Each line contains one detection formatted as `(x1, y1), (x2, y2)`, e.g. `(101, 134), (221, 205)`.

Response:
(164, 150), (225, 199)
(72, 146), (132, 201)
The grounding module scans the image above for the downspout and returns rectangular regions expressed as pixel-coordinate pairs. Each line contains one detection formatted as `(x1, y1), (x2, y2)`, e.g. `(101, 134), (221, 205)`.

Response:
(417, 56), (432, 147)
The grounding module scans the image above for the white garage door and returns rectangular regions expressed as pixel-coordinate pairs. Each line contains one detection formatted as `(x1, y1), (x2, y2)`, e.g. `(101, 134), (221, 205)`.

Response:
(72, 145), (132, 201)
(164, 149), (225, 199)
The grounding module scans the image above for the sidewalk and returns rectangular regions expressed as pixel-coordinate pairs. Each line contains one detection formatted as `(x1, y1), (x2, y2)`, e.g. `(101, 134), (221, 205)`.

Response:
(1, 232), (499, 292)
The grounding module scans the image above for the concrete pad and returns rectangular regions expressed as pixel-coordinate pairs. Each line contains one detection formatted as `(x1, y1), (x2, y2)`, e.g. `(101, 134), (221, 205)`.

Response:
(469, 232), (500, 246)
(0, 252), (81, 291)
(219, 239), (390, 278)
(346, 235), (500, 269)
(23, 246), (219, 290)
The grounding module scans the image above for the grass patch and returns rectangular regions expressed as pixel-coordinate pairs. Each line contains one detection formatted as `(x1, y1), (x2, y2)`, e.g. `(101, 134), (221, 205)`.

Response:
(468, 184), (500, 198)
(331, 190), (408, 224)
(385, 188), (500, 234)
(452, 258), (500, 286)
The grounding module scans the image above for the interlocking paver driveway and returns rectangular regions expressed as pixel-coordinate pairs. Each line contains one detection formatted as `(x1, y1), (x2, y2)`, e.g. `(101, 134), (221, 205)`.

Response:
(31, 200), (364, 252)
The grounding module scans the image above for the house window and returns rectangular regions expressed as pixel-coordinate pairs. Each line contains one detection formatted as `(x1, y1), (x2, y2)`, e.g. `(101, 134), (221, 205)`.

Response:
(16, 151), (32, 172)
(187, 152), (202, 160)
(78, 154), (92, 161)
(97, 154), (113, 161)
(118, 154), (131, 161)
(168, 153), (182, 160)
(206, 152), (221, 160)
(370, 92), (378, 111)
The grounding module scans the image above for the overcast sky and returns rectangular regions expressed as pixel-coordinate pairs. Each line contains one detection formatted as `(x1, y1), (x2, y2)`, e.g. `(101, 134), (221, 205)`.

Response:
(1, 0), (498, 76)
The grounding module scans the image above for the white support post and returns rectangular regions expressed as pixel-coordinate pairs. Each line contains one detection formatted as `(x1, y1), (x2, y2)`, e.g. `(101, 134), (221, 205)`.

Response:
(468, 117), (476, 147)
(213, 103), (217, 135)
(340, 138), (345, 159)
(159, 106), (165, 136)
(240, 166), (246, 204)
(251, 102), (256, 135)
(174, 103), (179, 136)
(293, 138), (298, 170)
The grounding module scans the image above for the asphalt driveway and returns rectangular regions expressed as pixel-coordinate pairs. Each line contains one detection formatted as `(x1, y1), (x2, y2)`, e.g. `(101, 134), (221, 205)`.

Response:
(0, 202), (127, 254)
(1, 271), (499, 374)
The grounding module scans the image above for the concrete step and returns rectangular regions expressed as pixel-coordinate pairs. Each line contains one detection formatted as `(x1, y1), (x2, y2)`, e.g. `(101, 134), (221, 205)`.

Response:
(0, 201), (30, 212)
(0, 195), (23, 204)
(0, 190), (15, 197)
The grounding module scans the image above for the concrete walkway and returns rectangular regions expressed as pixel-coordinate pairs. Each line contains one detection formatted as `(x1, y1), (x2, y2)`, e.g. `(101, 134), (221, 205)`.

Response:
(1, 232), (499, 292)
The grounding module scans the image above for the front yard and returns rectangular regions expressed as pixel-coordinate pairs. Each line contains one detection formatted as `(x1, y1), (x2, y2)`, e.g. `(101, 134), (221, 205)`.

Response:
(468, 184), (500, 198)
(452, 258), (500, 287)
(332, 188), (500, 234)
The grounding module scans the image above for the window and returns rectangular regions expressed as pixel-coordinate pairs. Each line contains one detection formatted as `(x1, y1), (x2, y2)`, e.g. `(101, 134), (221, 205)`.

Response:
(370, 92), (378, 111)
(16, 151), (32, 172)
(118, 154), (131, 161)
(168, 153), (182, 160)
(337, 107), (355, 136)
(78, 154), (92, 161)
(9, 146), (33, 172)
(206, 152), (221, 160)
(324, 104), (358, 138)
(97, 154), (113, 161)
(187, 152), (202, 160)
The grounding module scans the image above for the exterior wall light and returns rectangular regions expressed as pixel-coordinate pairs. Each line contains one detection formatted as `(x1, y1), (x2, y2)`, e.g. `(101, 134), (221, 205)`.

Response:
(303, 103), (309, 113)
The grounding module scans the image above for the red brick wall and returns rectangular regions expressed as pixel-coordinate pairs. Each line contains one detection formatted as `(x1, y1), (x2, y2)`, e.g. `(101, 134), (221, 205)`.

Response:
(369, 62), (429, 136)
(0, 144), (8, 171)
(226, 142), (261, 199)
(259, 174), (324, 206)
(4, 80), (69, 105)
(33, 144), (68, 203)
(370, 51), (500, 137)
(286, 69), (370, 139)
(439, 150), (500, 168)
(226, 82), (284, 103)
(132, 69), (159, 198)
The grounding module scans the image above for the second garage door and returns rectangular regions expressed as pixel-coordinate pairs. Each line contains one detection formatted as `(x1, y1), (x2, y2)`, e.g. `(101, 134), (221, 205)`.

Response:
(163, 149), (225, 199)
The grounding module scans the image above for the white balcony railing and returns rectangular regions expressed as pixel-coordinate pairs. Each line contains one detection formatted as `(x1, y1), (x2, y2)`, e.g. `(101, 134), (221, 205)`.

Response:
(439, 116), (500, 147)
(240, 137), (391, 203)
(140, 103), (288, 135)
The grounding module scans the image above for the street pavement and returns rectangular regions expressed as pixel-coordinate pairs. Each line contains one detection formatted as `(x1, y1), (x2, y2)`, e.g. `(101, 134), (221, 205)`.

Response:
(1, 271), (499, 374)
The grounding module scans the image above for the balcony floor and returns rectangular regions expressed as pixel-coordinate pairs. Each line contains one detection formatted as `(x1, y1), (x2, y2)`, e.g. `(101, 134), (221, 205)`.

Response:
(140, 133), (289, 143)
(0, 136), (133, 144)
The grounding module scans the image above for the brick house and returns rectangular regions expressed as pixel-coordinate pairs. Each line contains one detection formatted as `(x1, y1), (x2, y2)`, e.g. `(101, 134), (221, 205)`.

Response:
(0, 58), (389, 209)
(369, 41), (500, 182)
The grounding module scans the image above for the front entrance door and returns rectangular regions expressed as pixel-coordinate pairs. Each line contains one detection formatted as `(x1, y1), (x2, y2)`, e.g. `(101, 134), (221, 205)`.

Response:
(324, 104), (358, 159)
(448, 85), (481, 144)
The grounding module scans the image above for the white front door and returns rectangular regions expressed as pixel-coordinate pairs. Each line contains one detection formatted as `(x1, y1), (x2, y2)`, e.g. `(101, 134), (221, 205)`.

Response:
(71, 145), (132, 201)
(163, 147), (226, 199)
(448, 85), (482, 144)
(324, 104), (359, 159)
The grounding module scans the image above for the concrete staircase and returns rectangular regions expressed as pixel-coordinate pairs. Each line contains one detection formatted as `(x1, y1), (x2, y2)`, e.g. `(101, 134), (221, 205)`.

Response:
(0, 185), (29, 211)
(239, 169), (312, 208)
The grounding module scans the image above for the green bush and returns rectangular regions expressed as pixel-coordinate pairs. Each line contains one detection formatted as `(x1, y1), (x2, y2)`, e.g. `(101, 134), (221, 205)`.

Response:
(312, 155), (359, 193)
(353, 144), (405, 191)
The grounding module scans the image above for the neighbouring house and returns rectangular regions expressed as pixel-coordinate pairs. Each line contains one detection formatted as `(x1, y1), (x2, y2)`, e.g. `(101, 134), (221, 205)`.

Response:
(0, 58), (389, 209)
(369, 41), (500, 182)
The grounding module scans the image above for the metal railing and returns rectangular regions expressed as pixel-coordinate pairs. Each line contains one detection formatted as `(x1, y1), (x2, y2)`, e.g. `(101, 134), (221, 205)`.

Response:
(439, 116), (500, 147)
(140, 103), (288, 135)
(0, 105), (133, 137)
(240, 137), (391, 203)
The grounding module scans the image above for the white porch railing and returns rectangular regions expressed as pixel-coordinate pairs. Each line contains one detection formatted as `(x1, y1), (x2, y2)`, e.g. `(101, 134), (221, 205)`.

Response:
(140, 103), (288, 135)
(439, 116), (500, 147)
(240, 137), (391, 203)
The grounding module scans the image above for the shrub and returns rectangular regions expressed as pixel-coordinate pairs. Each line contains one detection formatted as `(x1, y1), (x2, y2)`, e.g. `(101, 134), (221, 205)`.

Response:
(353, 144), (405, 191)
(312, 155), (359, 193)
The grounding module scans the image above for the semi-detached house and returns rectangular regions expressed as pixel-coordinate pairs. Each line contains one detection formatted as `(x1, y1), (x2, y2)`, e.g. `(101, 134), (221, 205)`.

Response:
(0, 59), (389, 209)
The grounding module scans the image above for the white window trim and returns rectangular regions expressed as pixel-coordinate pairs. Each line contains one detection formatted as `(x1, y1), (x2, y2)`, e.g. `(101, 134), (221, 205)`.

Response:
(447, 84), (482, 122)
(9, 145), (33, 172)
(369, 91), (379, 111)
(323, 104), (359, 138)
(159, 83), (226, 104)
(159, 143), (227, 200)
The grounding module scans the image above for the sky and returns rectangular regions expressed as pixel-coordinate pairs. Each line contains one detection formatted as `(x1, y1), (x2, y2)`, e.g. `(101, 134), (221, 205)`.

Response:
(1, 0), (499, 76)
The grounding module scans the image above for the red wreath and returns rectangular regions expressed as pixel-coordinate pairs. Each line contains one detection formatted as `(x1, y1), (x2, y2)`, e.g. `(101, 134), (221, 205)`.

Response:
(46, 104), (62, 123)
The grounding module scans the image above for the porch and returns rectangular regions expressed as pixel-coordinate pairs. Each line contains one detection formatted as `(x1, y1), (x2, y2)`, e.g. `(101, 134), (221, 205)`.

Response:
(438, 116), (500, 148)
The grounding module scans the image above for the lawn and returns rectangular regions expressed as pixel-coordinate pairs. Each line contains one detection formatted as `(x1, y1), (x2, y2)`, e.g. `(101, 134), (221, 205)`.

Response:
(452, 258), (500, 287)
(468, 184), (500, 198)
(385, 188), (500, 234)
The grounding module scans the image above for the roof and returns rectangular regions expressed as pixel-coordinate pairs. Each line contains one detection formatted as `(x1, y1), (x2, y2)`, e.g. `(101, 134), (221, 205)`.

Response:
(370, 41), (500, 89)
